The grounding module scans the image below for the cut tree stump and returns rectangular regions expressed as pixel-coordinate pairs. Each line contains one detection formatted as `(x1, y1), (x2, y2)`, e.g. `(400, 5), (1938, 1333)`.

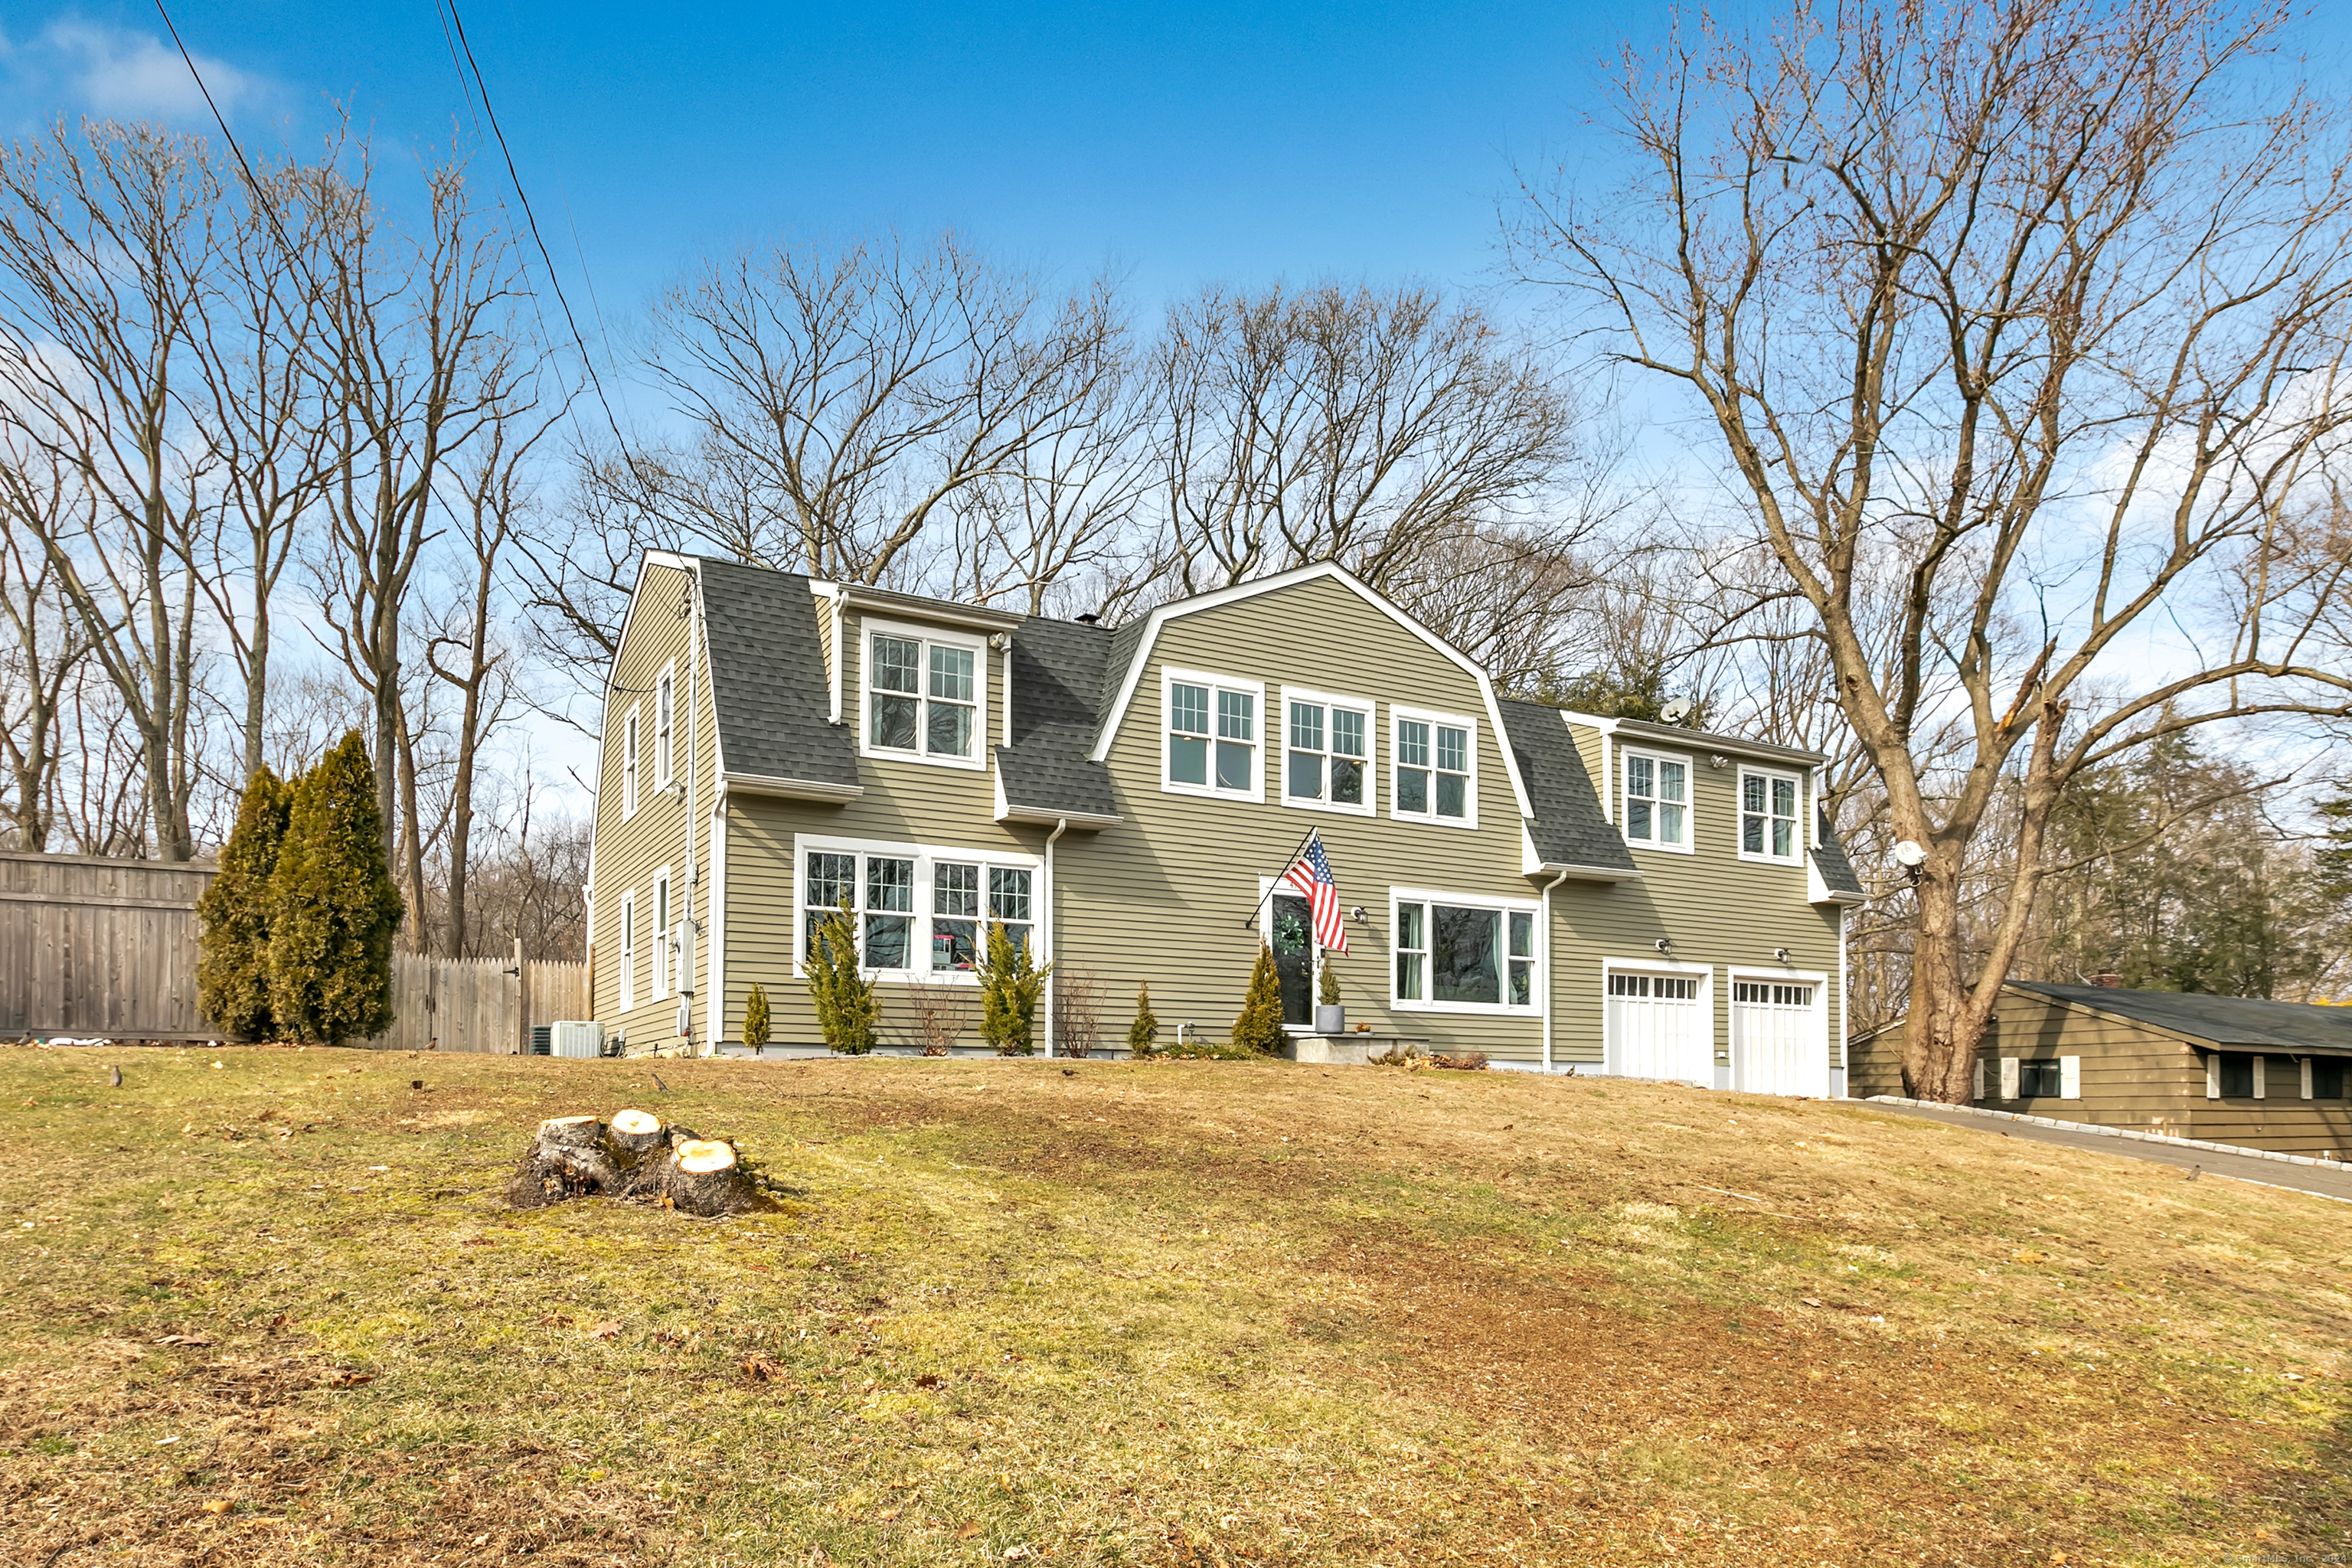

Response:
(606, 1108), (665, 1165)
(504, 1113), (771, 1215)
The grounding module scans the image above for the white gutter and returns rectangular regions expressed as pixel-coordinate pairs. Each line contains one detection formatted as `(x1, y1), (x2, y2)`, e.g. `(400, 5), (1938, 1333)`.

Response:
(1040, 817), (1069, 1057)
(1538, 865), (1570, 1073)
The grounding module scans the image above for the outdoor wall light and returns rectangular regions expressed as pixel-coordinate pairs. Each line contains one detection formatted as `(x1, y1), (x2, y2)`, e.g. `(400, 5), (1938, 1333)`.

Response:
(1708, 753), (1731, 769)
(1349, 905), (1367, 921)
(1654, 936), (1673, 955)
(1773, 947), (1792, 962)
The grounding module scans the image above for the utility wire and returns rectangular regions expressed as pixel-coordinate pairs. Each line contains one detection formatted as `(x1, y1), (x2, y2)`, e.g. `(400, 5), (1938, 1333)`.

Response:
(437, 0), (632, 455)
(152, 0), (305, 270)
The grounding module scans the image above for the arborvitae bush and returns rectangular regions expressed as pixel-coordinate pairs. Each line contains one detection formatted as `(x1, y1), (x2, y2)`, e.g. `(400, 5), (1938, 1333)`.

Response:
(743, 982), (771, 1050)
(804, 903), (877, 1054)
(266, 733), (403, 1045)
(1230, 945), (1286, 1055)
(196, 766), (289, 1038)
(1318, 957), (1341, 1007)
(978, 920), (1049, 1055)
(1127, 981), (1161, 1055)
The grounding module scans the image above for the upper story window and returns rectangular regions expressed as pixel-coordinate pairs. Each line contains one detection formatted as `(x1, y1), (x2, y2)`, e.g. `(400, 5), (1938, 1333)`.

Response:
(801, 837), (1037, 978)
(1623, 749), (1690, 851)
(1392, 707), (1475, 827)
(1282, 688), (1374, 814)
(655, 665), (676, 788)
(862, 619), (985, 769)
(621, 706), (640, 819)
(1740, 768), (1801, 862)
(1163, 668), (1263, 801)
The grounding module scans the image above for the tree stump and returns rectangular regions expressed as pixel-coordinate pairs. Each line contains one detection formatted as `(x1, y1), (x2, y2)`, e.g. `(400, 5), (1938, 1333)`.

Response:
(505, 1115), (623, 1207)
(606, 1108), (665, 1166)
(653, 1138), (765, 1216)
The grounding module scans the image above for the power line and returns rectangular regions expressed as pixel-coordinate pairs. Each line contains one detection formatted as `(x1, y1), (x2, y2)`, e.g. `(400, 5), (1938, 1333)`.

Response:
(436, 0), (632, 454)
(152, 0), (305, 269)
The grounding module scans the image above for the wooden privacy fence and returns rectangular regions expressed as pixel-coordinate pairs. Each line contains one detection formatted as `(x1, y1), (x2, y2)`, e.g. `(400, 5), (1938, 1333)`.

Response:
(0, 850), (217, 1040)
(0, 849), (586, 1050)
(363, 952), (588, 1055)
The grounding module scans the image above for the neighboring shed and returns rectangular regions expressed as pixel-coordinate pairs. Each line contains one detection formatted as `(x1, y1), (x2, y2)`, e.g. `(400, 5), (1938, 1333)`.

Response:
(1851, 982), (2352, 1159)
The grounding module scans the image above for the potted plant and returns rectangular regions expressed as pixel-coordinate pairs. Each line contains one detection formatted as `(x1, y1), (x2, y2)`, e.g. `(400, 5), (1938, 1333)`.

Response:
(1315, 959), (1344, 1036)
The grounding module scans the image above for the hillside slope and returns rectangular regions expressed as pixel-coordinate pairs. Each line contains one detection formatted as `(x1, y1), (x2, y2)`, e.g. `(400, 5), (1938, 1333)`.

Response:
(1, 1047), (2344, 1566)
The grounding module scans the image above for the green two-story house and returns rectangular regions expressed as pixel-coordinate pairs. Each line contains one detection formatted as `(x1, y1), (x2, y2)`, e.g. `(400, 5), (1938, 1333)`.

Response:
(584, 552), (1867, 1090)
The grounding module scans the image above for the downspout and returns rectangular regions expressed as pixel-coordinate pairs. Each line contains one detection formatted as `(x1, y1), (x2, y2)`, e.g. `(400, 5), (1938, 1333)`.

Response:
(1041, 817), (1069, 1057)
(684, 579), (704, 1055)
(1538, 866), (1570, 1073)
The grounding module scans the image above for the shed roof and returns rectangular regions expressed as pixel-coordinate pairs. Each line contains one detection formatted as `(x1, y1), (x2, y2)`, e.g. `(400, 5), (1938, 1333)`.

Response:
(995, 616), (1119, 822)
(2013, 982), (2352, 1055)
(1494, 700), (1637, 876)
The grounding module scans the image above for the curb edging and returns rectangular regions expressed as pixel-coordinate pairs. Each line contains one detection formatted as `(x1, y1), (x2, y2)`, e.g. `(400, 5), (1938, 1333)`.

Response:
(1861, 1096), (2352, 1172)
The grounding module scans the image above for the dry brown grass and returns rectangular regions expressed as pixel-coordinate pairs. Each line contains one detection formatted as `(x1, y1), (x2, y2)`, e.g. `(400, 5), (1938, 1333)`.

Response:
(0, 1045), (2344, 1566)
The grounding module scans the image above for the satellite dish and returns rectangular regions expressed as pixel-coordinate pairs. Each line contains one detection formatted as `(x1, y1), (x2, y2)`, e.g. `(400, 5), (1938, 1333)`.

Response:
(1658, 697), (1694, 724)
(1892, 840), (1929, 868)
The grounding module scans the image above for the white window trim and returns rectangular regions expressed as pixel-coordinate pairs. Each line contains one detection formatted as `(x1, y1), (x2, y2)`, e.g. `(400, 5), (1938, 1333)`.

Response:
(655, 661), (678, 790)
(858, 616), (990, 773)
(1735, 764), (1804, 865)
(618, 889), (637, 1011)
(1621, 745), (1694, 854)
(791, 833), (1044, 985)
(1278, 684), (1377, 817)
(620, 705), (641, 821)
(650, 866), (673, 1002)
(1160, 665), (1266, 804)
(1599, 956), (1713, 1077)
(1388, 704), (1480, 830)
(1387, 885), (1540, 1015)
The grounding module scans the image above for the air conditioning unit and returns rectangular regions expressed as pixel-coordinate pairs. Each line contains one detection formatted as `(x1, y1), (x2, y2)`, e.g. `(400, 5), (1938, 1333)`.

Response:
(530, 1025), (552, 1057)
(548, 1021), (604, 1060)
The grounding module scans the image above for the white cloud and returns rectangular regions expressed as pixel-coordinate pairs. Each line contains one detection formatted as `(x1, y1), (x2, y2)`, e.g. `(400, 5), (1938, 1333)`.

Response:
(0, 16), (263, 128)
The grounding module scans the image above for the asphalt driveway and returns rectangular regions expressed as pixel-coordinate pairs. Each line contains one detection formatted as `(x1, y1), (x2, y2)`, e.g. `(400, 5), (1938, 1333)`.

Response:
(1859, 1099), (2352, 1202)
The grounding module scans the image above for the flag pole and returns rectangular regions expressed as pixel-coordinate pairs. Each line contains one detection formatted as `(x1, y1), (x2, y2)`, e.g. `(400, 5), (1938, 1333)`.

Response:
(1242, 827), (1322, 931)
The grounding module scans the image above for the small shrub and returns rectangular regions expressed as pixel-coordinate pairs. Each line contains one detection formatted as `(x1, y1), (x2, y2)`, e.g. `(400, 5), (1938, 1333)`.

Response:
(912, 979), (968, 1057)
(978, 920), (1050, 1055)
(1230, 946), (1285, 1056)
(742, 982), (771, 1050)
(1317, 959), (1340, 1008)
(805, 903), (877, 1054)
(1127, 982), (1161, 1057)
(1054, 969), (1102, 1057)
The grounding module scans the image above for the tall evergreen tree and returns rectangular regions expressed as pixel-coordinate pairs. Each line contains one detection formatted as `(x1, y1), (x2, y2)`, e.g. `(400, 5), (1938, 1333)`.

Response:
(195, 766), (289, 1037)
(267, 733), (404, 1045)
(977, 920), (1048, 1055)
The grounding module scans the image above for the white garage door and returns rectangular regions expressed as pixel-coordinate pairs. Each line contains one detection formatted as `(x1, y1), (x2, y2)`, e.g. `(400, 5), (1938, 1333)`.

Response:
(1732, 979), (1827, 1097)
(1606, 971), (1710, 1082)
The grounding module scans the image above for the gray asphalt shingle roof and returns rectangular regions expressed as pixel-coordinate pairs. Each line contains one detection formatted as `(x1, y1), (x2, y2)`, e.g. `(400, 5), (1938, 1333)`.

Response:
(2012, 982), (2352, 1055)
(1811, 828), (1865, 897)
(995, 617), (1119, 821)
(694, 557), (858, 792)
(1495, 700), (1637, 874)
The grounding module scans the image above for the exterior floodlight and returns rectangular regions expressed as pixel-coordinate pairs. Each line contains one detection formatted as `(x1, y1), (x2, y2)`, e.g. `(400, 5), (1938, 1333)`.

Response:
(1892, 840), (1929, 868)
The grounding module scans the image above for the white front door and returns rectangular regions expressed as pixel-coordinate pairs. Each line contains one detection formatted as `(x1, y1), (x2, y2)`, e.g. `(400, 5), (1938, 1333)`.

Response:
(1606, 970), (1709, 1082)
(1731, 978), (1828, 1096)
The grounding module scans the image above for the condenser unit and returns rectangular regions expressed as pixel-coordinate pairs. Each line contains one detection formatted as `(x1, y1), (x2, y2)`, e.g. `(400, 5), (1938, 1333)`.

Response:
(548, 1021), (604, 1060)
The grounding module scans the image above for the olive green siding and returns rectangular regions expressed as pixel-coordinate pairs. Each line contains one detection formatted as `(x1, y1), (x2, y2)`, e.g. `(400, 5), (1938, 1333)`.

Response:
(1851, 989), (2352, 1158)
(587, 561), (722, 1052)
(590, 562), (1854, 1076)
(1549, 720), (1844, 1077)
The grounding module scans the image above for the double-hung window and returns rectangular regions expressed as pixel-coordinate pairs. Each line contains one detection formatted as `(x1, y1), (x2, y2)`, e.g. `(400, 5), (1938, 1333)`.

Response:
(618, 890), (637, 1009)
(1391, 890), (1537, 1011)
(652, 870), (672, 1001)
(1740, 768), (1800, 861)
(1282, 689), (1373, 812)
(1392, 708), (1475, 825)
(1163, 668), (1262, 800)
(864, 621), (984, 767)
(1623, 750), (1690, 850)
(621, 707), (640, 818)
(655, 665), (675, 788)
(799, 838), (1040, 977)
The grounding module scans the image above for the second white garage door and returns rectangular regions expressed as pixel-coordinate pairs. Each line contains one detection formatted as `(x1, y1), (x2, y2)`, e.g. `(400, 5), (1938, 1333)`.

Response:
(1731, 978), (1828, 1097)
(1606, 969), (1710, 1083)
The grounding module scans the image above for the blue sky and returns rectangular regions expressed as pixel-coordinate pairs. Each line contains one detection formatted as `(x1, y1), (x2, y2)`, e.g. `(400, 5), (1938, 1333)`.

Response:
(0, 1), (1667, 322)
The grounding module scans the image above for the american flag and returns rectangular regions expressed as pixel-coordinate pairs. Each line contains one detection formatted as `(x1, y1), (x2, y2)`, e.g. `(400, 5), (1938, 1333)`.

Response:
(1280, 831), (1348, 952)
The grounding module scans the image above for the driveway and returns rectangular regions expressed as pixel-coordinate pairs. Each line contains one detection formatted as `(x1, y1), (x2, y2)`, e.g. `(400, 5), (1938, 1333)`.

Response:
(1858, 1099), (2352, 1202)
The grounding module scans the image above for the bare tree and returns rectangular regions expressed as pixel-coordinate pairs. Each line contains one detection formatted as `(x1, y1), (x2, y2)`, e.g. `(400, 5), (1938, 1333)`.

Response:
(0, 121), (218, 860)
(1150, 283), (1578, 598)
(312, 150), (518, 913)
(430, 367), (567, 957)
(1515, 0), (2352, 1101)
(0, 459), (94, 848)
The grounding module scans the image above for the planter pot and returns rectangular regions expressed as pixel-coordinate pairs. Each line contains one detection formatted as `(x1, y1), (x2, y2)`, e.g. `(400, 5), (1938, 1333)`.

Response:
(1315, 1004), (1345, 1036)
